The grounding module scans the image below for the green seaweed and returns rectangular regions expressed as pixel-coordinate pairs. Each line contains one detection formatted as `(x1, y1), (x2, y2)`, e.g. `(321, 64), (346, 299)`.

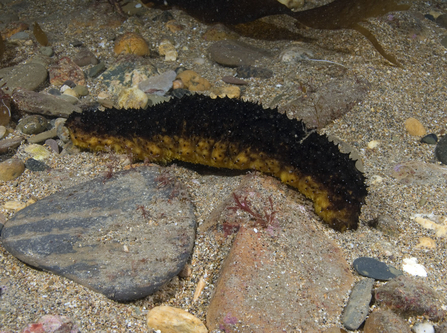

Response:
(143, 0), (410, 66)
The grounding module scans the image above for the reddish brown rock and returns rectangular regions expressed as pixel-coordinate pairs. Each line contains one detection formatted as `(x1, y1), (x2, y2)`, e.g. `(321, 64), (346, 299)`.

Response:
(206, 176), (354, 332)
(49, 57), (85, 86)
(375, 275), (446, 321)
(364, 309), (411, 333)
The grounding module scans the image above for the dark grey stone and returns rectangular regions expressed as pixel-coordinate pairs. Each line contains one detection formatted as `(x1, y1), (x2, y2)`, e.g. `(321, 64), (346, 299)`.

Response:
(1, 166), (196, 302)
(208, 40), (272, 67)
(25, 158), (50, 171)
(353, 257), (402, 281)
(435, 135), (447, 164)
(342, 278), (374, 330)
(421, 133), (438, 144)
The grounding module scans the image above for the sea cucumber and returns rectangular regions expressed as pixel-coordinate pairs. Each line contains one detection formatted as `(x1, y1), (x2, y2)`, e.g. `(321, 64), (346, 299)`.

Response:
(66, 95), (367, 231)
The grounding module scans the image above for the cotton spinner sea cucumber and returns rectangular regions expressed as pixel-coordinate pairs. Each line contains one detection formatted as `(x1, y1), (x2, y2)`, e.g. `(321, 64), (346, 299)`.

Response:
(66, 94), (367, 231)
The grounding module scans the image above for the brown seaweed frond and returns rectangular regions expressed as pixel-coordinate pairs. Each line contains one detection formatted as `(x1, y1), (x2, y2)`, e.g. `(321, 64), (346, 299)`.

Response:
(352, 22), (402, 67)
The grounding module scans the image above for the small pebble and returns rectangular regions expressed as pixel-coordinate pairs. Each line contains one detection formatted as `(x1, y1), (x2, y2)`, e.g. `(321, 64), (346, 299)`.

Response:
(3, 201), (27, 210)
(176, 70), (211, 92)
(40, 46), (54, 57)
(402, 257), (427, 277)
(353, 257), (402, 280)
(24, 144), (51, 160)
(17, 115), (49, 135)
(367, 140), (380, 149)
(25, 158), (50, 171)
(367, 214), (400, 237)
(73, 85), (89, 96)
(88, 62), (106, 78)
(147, 306), (208, 333)
(420, 133), (437, 144)
(413, 322), (435, 333)
(0, 158), (25, 181)
(45, 139), (59, 154)
(405, 117), (426, 136)
(114, 32), (149, 56)
(118, 87), (148, 109)
(415, 237), (436, 249)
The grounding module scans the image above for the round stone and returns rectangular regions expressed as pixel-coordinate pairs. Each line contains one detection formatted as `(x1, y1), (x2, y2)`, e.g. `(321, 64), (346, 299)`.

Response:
(0, 158), (25, 181)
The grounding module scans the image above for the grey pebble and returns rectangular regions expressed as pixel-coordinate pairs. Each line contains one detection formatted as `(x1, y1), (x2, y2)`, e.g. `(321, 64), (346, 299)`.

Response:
(1, 165), (196, 302)
(27, 128), (58, 144)
(12, 89), (82, 117)
(421, 133), (438, 144)
(0, 136), (24, 154)
(45, 139), (59, 154)
(88, 62), (106, 78)
(342, 278), (374, 330)
(353, 257), (402, 281)
(25, 158), (50, 171)
(17, 115), (49, 135)
(40, 46), (54, 57)
(208, 40), (272, 67)
(9, 31), (29, 41)
(73, 49), (98, 67)
(73, 85), (89, 96)
(367, 214), (400, 237)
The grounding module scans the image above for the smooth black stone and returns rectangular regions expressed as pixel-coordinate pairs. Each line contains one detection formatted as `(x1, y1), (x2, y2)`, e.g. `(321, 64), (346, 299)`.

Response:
(420, 133), (438, 145)
(25, 158), (50, 171)
(1, 165), (196, 302)
(435, 135), (447, 164)
(353, 257), (402, 281)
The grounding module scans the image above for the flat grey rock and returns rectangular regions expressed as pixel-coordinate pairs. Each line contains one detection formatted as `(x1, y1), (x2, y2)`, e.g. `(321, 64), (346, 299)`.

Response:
(11, 89), (81, 117)
(0, 63), (48, 94)
(342, 278), (374, 330)
(208, 40), (272, 67)
(353, 257), (402, 281)
(1, 166), (196, 301)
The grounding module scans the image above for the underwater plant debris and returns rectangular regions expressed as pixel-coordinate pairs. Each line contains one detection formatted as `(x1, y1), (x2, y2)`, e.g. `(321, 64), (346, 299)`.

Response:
(33, 22), (49, 46)
(143, 0), (410, 65)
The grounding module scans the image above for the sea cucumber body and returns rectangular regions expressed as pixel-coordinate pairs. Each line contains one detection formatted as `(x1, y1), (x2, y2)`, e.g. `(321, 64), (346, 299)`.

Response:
(67, 95), (367, 231)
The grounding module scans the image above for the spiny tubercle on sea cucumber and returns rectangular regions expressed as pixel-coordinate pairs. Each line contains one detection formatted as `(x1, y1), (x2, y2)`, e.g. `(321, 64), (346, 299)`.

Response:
(66, 95), (367, 231)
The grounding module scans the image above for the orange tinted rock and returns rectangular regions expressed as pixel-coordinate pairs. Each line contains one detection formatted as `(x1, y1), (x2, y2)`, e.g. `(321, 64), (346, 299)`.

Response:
(176, 70), (211, 92)
(206, 176), (354, 332)
(1, 22), (29, 39)
(114, 32), (149, 56)
(404, 117), (426, 136)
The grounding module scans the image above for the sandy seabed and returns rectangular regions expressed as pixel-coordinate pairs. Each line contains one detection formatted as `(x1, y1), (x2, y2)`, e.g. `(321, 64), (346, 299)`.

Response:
(0, 0), (446, 332)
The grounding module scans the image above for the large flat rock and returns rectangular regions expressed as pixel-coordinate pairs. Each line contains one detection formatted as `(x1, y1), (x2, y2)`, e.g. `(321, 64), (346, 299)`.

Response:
(1, 166), (196, 302)
(206, 176), (354, 332)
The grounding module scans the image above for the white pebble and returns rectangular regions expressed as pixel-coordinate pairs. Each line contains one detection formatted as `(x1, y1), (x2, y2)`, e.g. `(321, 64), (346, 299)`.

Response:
(413, 322), (434, 333)
(367, 140), (380, 149)
(402, 257), (427, 277)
